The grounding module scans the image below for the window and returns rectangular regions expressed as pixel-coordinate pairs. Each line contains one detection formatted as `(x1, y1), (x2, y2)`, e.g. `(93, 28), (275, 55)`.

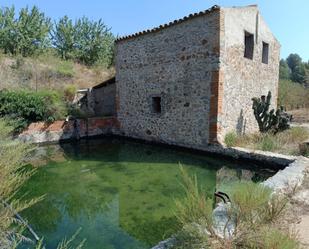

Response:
(244, 31), (254, 59)
(152, 97), (161, 114)
(262, 42), (269, 64)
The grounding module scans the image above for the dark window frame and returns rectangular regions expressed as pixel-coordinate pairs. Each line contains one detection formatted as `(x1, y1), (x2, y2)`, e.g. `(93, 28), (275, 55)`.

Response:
(262, 41), (269, 64)
(244, 31), (254, 60)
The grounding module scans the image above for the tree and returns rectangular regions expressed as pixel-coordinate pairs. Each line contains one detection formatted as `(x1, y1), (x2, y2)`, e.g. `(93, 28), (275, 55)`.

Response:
(286, 53), (306, 84)
(0, 6), (51, 56)
(73, 17), (114, 66)
(279, 59), (290, 80)
(51, 16), (115, 66)
(0, 6), (16, 54)
(51, 16), (75, 60)
(291, 64), (306, 84)
(286, 53), (302, 71)
(16, 6), (51, 56)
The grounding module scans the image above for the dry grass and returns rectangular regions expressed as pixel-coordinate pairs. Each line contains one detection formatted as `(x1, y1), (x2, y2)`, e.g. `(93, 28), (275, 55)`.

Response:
(0, 52), (115, 91)
(224, 127), (309, 156)
(289, 108), (309, 124)
(173, 168), (300, 249)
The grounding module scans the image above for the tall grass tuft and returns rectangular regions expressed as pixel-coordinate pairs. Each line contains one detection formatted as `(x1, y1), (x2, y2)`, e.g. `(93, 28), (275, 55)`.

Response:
(0, 119), (84, 248)
(175, 166), (213, 227)
(0, 119), (39, 246)
(173, 167), (299, 249)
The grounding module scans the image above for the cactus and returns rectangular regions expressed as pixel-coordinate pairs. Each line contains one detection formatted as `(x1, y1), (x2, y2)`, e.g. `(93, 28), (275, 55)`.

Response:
(252, 91), (292, 133)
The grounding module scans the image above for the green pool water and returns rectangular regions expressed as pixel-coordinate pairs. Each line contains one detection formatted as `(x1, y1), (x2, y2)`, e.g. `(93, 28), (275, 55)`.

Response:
(20, 138), (274, 249)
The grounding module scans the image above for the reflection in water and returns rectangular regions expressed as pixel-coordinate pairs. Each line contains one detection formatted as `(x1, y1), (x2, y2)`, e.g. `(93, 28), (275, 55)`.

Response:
(19, 138), (274, 249)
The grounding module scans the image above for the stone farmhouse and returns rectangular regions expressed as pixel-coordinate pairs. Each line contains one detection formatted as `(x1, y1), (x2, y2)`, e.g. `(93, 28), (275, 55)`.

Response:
(114, 4), (280, 148)
(74, 4), (280, 150)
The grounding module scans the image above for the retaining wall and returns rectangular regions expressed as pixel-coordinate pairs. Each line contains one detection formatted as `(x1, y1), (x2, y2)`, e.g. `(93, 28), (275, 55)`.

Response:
(18, 117), (120, 143)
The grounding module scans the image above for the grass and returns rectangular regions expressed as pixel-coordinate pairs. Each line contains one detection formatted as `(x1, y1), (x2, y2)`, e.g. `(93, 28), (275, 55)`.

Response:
(173, 167), (299, 249)
(0, 50), (115, 91)
(224, 127), (309, 156)
(175, 166), (213, 227)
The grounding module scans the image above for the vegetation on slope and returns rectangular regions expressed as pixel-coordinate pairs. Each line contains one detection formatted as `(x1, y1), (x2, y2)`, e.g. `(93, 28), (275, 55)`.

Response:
(0, 5), (115, 92)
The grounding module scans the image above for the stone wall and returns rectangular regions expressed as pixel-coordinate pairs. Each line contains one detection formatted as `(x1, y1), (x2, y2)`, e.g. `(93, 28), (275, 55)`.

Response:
(18, 117), (120, 143)
(218, 6), (280, 142)
(116, 10), (220, 147)
(93, 83), (116, 116)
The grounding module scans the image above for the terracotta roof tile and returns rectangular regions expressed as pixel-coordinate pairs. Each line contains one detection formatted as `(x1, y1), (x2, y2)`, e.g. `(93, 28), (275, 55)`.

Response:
(115, 5), (220, 43)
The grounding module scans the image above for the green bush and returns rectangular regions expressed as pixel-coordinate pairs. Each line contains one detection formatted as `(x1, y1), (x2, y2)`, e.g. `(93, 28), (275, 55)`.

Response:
(0, 90), (67, 131)
(64, 84), (77, 101)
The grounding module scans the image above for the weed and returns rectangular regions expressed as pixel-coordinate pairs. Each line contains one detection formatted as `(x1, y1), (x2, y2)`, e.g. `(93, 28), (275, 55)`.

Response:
(173, 168), (298, 249)
(174, 166), (213, 228)
(224, 132), (238, 147)
(64, 84), (77, 102)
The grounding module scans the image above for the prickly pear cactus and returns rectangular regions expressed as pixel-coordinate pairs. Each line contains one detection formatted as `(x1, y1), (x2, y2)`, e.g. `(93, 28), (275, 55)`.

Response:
(252, 91), (292, 133)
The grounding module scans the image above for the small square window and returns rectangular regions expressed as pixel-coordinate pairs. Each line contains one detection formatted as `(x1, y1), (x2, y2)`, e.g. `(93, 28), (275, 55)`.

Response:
(244, 31), (254, 59)
(152, 97), (161, 114)
(262, 42), (269, 64)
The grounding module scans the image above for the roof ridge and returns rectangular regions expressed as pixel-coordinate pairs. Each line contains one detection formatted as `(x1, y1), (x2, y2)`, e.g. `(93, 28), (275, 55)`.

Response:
(115, 5), (220, 43)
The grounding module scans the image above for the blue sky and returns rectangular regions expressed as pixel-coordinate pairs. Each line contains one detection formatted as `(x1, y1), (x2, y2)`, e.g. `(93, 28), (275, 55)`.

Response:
(1, 0), (308, 60)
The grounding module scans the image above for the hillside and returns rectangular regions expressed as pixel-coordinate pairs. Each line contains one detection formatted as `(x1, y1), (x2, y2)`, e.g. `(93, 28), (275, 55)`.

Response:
(0, 53), (115, 91)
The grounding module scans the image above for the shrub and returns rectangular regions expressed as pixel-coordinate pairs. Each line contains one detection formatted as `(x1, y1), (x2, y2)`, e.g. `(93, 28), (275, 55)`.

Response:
(64, 84), (77, 101)
(173, 168), (298, 249)
(0, 90), (67, 131)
